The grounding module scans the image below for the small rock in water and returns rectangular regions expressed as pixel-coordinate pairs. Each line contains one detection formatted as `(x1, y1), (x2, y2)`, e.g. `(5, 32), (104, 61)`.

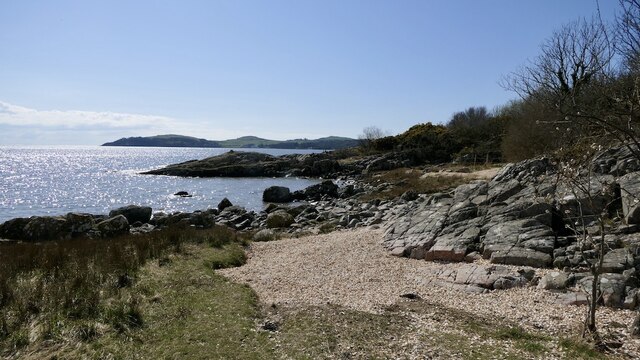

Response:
(174, 191), (192, 197)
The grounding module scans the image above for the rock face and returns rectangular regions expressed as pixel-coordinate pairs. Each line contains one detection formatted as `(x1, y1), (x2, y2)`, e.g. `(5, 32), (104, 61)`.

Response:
(382, 148), (640, 310)
(384, 158), (564, 267)
(109, 205), (152, 224)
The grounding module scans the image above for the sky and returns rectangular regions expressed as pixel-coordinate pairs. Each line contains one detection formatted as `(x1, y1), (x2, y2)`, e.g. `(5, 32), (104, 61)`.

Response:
(0, 0), (621, 145)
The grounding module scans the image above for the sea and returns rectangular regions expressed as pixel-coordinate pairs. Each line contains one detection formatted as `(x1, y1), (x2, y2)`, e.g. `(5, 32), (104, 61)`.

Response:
(0, 146), (323, 223)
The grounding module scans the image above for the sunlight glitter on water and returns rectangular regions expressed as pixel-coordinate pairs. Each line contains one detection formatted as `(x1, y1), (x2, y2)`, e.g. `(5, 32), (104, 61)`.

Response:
(0, 146), (321, 222)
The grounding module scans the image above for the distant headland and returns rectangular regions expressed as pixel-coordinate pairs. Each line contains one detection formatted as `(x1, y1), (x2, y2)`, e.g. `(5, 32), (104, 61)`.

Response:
(102, 134), (359, 150)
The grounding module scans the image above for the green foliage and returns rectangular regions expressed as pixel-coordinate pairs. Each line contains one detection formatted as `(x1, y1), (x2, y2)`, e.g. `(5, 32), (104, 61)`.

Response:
(210, 244), (247, 269)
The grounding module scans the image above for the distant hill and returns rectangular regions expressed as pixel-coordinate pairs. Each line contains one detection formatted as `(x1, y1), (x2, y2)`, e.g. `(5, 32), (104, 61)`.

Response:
(102, 134), (358, 150)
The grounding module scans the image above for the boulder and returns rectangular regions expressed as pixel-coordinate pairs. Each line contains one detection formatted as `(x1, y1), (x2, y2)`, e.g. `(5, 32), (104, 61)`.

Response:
(263, 186), (292, 203)
(66, 213), (95, 233)
(266, 210), (294, 228)
(293, 180), (339, 201)
(217, 198), (233, 211)
(188, 212), (216, 228)
(0, 217), (30, 240)
(601, 248), (635, 273)
(109, 205), (152, 224)
(95, 215), (130, 237)
(174, 191), (192, 197)
(537, 271), (569, 290)
(253, 229), (276, 242)
(23, 216), (69, 241)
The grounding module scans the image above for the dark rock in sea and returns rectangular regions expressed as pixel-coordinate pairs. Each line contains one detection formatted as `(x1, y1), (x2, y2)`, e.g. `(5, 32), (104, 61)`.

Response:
(218, 198), (233, 211)
(109, 205), (152, 224)
(292, 180), (339, 201)
(263, 186), (292, 203)
(141, 150), (344, 178)
(174, 191), (192, 197)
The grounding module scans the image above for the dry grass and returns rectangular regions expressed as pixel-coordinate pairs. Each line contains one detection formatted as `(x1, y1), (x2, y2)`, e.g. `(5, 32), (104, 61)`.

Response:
(0, 225), (250, 358)
(359, 167), (469, 201)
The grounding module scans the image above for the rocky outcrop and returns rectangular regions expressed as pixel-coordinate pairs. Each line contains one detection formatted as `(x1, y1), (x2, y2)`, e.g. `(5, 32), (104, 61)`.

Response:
(382, 148), (640, 310)
(142, 150), (344, 178)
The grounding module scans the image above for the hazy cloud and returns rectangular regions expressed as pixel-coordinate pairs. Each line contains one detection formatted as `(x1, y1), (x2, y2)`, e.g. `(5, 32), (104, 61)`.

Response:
(0, 101), (175, 130)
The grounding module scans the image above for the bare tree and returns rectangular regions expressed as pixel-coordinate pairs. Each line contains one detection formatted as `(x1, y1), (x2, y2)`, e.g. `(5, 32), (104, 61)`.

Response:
(358, 126), (386, 153)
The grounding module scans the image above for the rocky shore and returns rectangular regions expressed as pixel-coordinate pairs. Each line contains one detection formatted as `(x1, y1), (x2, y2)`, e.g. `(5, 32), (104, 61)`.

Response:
(5, 146), (640, 319)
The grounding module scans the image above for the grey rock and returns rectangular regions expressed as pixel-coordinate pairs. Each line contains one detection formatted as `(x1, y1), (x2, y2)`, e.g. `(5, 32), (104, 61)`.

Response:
(66, 213), (95, 233)
(489, 248), (552, 268)
(537, 271), (569, 290)
(266, 210), (294, 228)
(619, 171), (640, 224)
(109, 205), (152, 224)
(23, 216), (68, 241)
(95, 215), (130, 237)
(253, 229), (276, 242)
(556, 292), (589, 306)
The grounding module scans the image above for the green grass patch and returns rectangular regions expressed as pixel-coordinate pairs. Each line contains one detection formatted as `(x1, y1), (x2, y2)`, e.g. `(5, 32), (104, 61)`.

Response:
(559, 337), (605, 359)
(210, 243), (247, 269)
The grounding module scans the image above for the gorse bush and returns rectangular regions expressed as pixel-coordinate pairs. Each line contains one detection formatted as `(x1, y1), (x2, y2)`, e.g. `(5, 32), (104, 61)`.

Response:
(0, 224), (251, 356)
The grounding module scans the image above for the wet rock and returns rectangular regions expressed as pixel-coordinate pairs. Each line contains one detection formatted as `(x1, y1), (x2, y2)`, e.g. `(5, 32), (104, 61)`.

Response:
(174, 191), (192, 197)
(263, 186), (292, 203)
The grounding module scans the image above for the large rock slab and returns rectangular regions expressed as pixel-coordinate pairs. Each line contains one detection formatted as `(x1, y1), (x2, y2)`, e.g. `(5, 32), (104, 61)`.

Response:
(382, 195), (452, 259)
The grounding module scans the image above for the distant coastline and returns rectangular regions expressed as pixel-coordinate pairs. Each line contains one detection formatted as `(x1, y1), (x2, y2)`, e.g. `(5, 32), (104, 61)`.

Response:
(102, 134), (359, 150)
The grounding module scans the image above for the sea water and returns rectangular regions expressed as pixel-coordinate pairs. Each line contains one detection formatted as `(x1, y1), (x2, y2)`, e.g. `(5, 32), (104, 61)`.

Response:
(0, 146), (322, 223)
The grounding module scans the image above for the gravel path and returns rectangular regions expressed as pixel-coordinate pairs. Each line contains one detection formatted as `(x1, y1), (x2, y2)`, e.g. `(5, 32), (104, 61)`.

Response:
(220, 228), (640, 357)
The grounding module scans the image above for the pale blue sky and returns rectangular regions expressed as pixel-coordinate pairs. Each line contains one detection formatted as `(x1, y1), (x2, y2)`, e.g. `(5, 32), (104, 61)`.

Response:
(0, 0), (619, 145)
